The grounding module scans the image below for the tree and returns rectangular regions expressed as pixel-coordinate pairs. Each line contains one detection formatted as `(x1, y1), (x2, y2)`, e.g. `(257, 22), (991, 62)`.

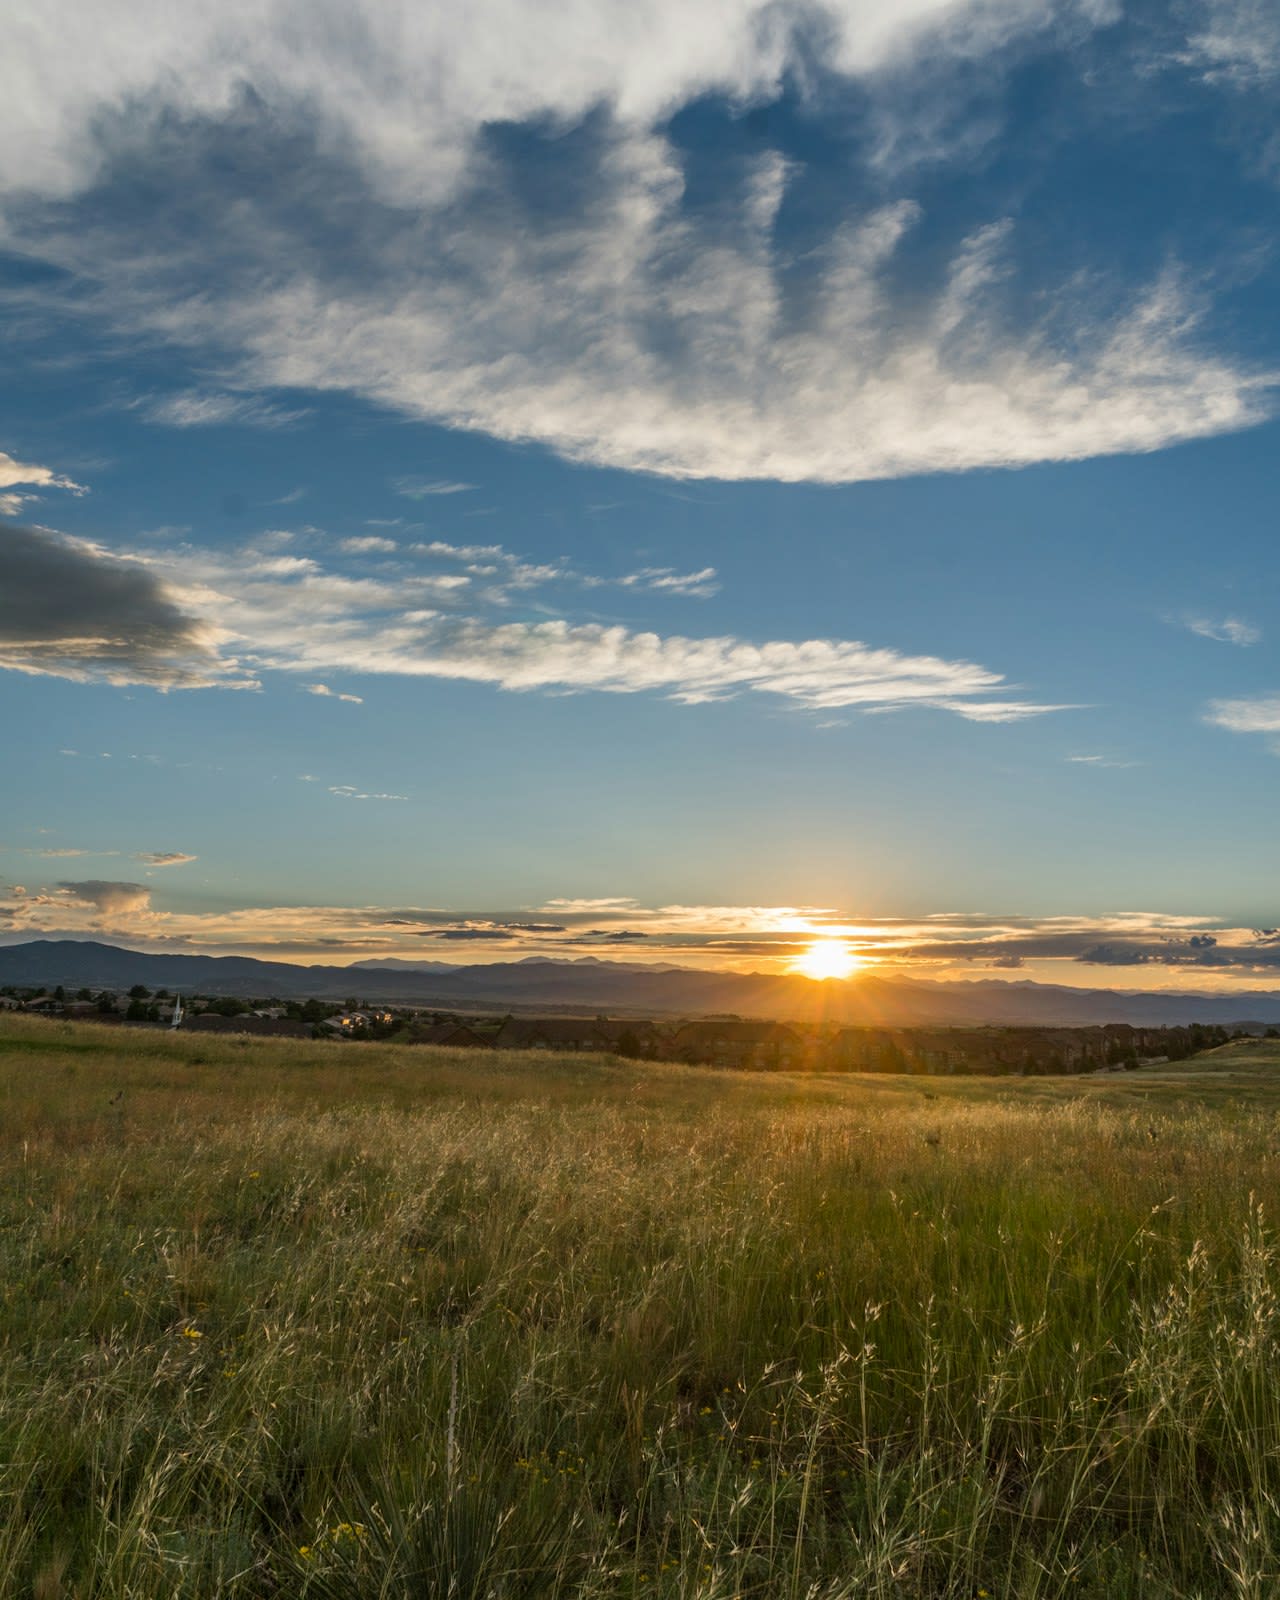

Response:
(128, 984), (150, 1000)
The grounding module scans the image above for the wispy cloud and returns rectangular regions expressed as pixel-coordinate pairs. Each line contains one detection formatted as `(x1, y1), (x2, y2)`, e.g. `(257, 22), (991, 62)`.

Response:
(133, 851), (198, 867)
(0, 522), (1070, 722)
(305, 682), (364, 704)
(1066, 754), (1141, 768)
(1184, 614), (1261, 646)
(614, 567), (720, 598)
(339, 535), (397, 554)
(395, 478), (474, 499)
(414, 540), (720, 601)
(116, 188), (1273, 485)
(1182, 0), (1280, 86)
(4, 5), (1272, 488)
(1206, 693), (1280, 751)
(327, 785), (407, 801)
(0, 449), (87, 516)
(144, 392), (309, 429)
(30, 847), (104, 858)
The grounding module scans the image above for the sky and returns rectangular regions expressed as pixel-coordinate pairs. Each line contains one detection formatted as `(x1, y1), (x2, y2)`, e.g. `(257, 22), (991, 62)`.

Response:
(1, 0), (1278, 991)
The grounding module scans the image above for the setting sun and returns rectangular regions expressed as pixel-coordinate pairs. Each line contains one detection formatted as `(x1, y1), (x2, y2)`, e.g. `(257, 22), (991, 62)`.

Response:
(792, 938), (862, 982)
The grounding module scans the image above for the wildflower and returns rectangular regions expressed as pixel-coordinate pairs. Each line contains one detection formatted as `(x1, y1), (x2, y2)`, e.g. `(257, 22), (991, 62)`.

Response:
(180, 1327), (203, 1340)
(222, 1366), (238, 1378)
(298, 1545), (313, 1559)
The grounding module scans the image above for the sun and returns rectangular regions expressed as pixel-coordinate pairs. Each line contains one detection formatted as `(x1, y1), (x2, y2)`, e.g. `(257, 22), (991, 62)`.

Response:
(793, 938), (862, 982)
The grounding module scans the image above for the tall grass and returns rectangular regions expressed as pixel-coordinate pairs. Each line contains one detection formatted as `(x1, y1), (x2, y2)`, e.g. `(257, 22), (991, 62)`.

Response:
(2, 1016), (1279, 1597)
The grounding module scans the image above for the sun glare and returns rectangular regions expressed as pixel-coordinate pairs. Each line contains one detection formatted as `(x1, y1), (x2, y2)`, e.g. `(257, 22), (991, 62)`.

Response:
(793, 938), (862, 982)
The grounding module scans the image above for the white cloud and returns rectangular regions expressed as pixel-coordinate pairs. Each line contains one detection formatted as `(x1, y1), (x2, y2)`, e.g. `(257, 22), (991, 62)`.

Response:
(1206, 694), (1280, 751)
(1, 527), (1069, 719)
(340, 535), (397, 553)
(1183, 1), (1280, 85)
(395, 478), (475, 498)
(166, 179), (1268, 484)
(0, 449), (84, 493)
(0, 1), (1099, 206)
(327, 785), (406, 801)
(144, 391), (308, 428)
(1185, 615), (1261, 646)
(1066, 753), (1139, 768)
(305, 682), (364, 703)
(5, 3), (1263, 487)
(232, 602), (1068, 719)
(133, 850), (198, 866)
(615, 566), (720, 597)
(0, 449), (86, 516)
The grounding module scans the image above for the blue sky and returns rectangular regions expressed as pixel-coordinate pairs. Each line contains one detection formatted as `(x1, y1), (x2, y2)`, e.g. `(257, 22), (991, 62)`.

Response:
(2, 0), (1279, 988)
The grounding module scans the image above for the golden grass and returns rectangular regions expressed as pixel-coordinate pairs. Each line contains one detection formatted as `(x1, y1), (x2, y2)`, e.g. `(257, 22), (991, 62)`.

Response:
(3, 1015), (1279, 1598)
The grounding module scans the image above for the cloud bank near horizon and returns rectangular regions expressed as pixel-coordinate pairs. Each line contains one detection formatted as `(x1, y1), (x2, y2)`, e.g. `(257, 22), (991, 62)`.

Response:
(3, 883), (1280, 984)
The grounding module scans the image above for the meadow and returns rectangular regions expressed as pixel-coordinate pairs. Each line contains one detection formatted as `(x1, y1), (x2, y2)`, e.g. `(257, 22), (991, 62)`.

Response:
(2, 1015), (1279, 1599)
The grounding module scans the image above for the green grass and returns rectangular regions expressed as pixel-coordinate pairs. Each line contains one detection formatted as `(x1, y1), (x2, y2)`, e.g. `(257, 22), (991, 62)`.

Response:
(3, 1015), (1280, 1598)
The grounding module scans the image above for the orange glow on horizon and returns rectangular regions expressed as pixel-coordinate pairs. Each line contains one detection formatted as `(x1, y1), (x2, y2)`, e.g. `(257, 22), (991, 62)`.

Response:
(792, 938), (863, 982)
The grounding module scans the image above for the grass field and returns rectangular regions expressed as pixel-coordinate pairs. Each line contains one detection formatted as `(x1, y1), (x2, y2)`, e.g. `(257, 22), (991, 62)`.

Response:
(3, 1015), (1279, 1599)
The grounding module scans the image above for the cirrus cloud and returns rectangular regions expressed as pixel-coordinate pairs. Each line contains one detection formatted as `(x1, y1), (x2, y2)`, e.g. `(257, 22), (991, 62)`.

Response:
(2, 4), (1270, 487)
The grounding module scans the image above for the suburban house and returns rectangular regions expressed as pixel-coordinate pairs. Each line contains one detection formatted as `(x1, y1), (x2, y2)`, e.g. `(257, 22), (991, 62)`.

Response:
(22, 995), (64, 1014)
(672, 1019), (803, 1070)
(322, 1012), (369, 1033)
(589, 1019), (663, 1058)
(491, 1017), (654, 1053)
(407, 1022), (493, 1049)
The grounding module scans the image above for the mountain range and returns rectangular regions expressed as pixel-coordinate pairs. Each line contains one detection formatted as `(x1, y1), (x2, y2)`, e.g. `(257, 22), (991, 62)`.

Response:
(2, 939), (1280, 1027)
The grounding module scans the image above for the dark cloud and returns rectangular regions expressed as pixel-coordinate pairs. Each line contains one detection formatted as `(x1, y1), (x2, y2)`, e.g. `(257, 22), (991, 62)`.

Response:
(0, 521), (240, 688)
(1077, 939), (1280, 970)
(423, 928), (517, 941)
(584, 929), (648, 941)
